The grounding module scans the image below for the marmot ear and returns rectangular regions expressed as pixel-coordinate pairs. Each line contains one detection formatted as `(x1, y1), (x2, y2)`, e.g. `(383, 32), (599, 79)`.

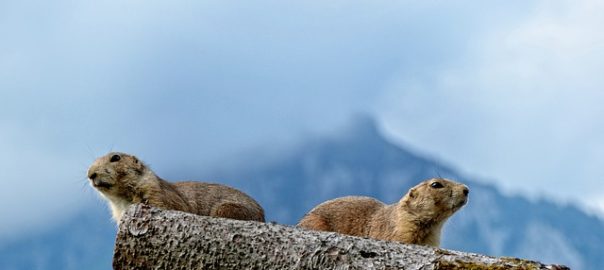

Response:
(133, 157), (139, 164)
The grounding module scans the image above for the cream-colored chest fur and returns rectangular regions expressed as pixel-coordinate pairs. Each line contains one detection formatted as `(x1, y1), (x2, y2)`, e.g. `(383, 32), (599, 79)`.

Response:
(101, 193), (132, 223)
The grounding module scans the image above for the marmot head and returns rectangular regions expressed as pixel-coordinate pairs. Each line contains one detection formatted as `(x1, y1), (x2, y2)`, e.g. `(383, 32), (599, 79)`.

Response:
(399, 178), (469, 223)
(87, 152), (147, 199)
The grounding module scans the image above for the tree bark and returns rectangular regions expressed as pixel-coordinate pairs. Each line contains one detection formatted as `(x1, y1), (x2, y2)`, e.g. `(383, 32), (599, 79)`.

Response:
(113, 204), (569, 270)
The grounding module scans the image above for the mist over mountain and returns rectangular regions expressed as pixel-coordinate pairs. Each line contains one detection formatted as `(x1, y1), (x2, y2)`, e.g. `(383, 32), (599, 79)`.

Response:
(2, 117), (602, 270)
(212, 117), (604, 270)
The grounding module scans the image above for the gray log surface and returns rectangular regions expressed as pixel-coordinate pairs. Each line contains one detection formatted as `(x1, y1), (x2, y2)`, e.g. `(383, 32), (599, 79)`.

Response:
(113, 204), (570, 270)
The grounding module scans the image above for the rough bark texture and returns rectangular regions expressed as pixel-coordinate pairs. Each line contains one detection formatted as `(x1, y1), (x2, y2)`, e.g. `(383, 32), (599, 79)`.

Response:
(113, 204), (570, 270)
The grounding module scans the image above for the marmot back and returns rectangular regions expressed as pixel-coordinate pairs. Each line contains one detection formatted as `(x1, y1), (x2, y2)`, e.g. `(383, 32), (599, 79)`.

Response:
(173, 181), (265, 221)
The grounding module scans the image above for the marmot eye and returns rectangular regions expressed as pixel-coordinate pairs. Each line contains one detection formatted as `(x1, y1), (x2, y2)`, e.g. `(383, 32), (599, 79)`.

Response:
(110, 155), (121, 162)
(430, 182), (444, 189)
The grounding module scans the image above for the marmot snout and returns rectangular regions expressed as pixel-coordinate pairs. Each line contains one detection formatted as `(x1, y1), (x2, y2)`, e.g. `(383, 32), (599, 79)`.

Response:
(298, 178), (468, 247)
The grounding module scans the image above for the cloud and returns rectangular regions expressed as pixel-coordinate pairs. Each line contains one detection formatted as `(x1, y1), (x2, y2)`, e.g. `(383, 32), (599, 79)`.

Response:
(376, 0), (604, 210)
(0, 0), (420, 234)
(1, 0), (603, 236)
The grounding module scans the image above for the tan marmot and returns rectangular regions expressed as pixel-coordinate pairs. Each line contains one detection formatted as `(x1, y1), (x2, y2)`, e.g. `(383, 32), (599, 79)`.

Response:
(298, 178), (468, 247)
(87, 152), (265, 223)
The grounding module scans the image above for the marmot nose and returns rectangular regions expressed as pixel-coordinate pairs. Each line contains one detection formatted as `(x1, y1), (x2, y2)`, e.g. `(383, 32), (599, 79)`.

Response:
(462, 187), (469, 196)
(89, 172), (98, 180)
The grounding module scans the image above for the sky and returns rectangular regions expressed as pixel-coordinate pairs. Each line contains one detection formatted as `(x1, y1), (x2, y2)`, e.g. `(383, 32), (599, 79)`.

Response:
(1, 0), (604, 237)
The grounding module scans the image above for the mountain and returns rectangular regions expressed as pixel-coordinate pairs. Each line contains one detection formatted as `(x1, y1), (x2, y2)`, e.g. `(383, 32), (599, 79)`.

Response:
(1, 117), (602, 269)
(210, 117), (604, 270)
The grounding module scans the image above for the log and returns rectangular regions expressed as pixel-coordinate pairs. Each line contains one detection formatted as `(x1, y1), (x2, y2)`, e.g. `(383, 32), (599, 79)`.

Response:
(113, 204), (570, 270)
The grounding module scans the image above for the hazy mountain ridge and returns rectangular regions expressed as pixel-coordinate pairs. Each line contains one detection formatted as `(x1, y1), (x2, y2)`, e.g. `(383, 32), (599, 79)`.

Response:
(1, 118), (602, 269)
(211, 118), (604, 270)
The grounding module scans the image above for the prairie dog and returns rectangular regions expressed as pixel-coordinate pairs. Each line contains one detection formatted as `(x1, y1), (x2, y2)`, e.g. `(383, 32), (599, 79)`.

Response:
(298, 178), (468, 247)
(88, 152), (265, 223)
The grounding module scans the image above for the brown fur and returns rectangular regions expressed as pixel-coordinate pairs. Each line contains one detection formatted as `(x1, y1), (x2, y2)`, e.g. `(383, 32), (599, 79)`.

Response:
(297, 178), (468, 247)
(88, 152), (265, 223)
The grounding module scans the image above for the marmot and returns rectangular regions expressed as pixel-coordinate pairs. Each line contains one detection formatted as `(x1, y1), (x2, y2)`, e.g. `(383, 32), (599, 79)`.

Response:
(297, 178), (468, 247)
(87, 152), (265, 223)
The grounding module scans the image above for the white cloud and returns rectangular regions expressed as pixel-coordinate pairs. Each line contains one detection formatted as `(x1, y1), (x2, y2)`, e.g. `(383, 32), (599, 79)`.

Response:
(2, 0), (604, 236)
(377, 0), (604, 212)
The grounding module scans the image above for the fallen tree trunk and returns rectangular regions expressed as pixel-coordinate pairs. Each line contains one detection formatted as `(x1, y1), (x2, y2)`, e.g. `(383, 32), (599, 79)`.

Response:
(113, 204), (569, 270)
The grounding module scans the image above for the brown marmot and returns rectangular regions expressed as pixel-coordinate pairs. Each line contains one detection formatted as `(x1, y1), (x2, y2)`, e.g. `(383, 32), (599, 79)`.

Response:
(87, 152), (265, 223)
(297, 178), (468, 247)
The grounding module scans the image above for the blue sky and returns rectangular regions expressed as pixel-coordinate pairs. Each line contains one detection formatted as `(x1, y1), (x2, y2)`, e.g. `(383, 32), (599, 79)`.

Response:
(1, 0), (604, 237)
